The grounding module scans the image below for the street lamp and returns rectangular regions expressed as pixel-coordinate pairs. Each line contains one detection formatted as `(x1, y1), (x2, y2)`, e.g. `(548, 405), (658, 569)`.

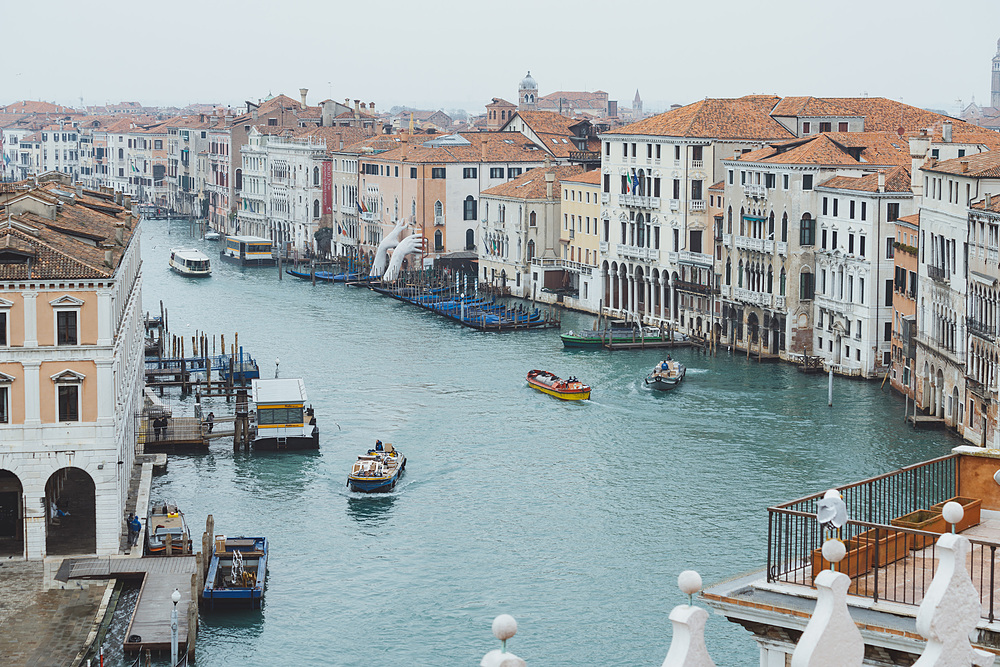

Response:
(170, 587), (181, 666)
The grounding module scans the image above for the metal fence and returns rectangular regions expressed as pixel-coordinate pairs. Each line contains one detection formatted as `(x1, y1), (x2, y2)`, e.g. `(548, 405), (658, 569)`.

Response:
(763, 454), (1000, 614)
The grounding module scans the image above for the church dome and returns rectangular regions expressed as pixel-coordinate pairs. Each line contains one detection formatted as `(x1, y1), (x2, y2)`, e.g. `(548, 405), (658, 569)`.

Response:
(519, 71), (537, 91)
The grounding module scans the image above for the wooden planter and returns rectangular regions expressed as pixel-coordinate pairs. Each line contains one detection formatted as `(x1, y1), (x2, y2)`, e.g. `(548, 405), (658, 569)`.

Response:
(890, 509), (947, 549)
(856, 528), (910, 567)
(811, 538), (871, 581)
(930, 496), (982, 533)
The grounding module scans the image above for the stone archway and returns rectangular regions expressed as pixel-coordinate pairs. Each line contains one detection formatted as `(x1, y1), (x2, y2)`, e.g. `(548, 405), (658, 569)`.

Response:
(0, 470), (24, 557)
(747, 312), (760, 345)
(45, 468), (96, 556)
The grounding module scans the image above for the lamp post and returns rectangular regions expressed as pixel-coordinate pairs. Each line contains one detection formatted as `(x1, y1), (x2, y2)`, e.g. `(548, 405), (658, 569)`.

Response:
(170, 587), (181, 666)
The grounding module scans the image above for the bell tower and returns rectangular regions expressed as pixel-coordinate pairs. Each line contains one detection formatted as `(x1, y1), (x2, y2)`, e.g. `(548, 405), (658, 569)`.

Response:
(992, 38), (1000, 108)
(518, 71), (538, 112)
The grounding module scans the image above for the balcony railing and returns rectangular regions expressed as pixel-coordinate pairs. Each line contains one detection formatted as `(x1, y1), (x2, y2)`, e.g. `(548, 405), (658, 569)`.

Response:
(776, 241), (788, 255)
(530, 257), (593, 275)
(673, 279), (713, 295)
(967, 318), (997, 340)
(677, 250), (714, 267)
(360, 212), (377, 222)
(720, 284), (731, 298)
(620, 194), (660, 209)
(762, 455), (1000, 617)
(434, 215), (444, 225)
(601, 192), (609, 204)
(669, 199), (680, 211)
(689, 199), (706, 212)
(619, 245), (657, 261)
(691, 159), (704, 169)
(735, 236), (765, 252)
(599, 241), (608, 253)
(743, 183), (766, 198)
(734, 287), (773, 308)
(569, 150), (601, 163)
(722, 233), (732, 247)
(927, 265), (948, 282)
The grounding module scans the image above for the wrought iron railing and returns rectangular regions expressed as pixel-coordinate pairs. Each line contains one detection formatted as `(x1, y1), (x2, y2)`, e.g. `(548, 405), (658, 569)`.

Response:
(967, 317), (996, 340)
(762, 455), (1000, 615)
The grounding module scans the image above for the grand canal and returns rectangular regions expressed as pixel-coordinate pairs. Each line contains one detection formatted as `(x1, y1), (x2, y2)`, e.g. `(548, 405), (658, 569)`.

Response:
(134, 219), (957, 666)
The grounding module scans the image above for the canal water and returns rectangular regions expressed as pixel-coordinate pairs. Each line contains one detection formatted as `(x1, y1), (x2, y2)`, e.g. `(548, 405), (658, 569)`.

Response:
(130, 219), (957, 666)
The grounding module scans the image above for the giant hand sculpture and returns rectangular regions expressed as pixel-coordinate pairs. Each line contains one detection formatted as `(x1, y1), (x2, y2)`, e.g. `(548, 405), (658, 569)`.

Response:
(382, 233), (424, 282)
(369, 219), (408, 277)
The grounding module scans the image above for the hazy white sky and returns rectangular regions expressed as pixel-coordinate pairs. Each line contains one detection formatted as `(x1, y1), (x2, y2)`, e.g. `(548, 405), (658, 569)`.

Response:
(4, 0), (999, 116)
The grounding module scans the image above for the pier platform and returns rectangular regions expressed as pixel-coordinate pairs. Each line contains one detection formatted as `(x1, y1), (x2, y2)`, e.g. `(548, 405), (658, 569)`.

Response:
(908, 414), (947, 429)
(604, 339), (694, 350)
(58, 555), (197, 654)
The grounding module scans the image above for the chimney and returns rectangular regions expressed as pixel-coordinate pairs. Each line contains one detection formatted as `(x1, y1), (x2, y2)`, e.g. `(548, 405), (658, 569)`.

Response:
(354, 100), (360, 119)
(321, 100), (333, 127)
(481, 138), (487, 160)
(299, 88), (308, 109)
(545, 167), (555, 199)
(115, 225), (124, 245)
(75, 183), (83, 197)
(336, 133), (343, 150)
(115, 191), (122, 205)
(961, 160), (970, 173)
(943, 121), (953, 143)
(877, 170), (885, 193)
(199, 114), (205, 122)
(105, 249), (113, 266)
(123, 194), (131, 209)
(370, 102), (376, 115)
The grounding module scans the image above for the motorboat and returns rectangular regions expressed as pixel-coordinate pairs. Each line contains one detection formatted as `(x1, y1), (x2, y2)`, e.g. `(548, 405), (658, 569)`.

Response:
(560, 324), (687, 349)
(526, 369), (591, 400)
(348, 442), (406, 493)
(204, 230), (221, 241)
(220, 235), (275, 266)
(250, 378), (319, 450)
(168, 248), (211, 277)
(146, 501), (191, 555)
(202, 536), (268, 609)
(645, 358), (686, 390)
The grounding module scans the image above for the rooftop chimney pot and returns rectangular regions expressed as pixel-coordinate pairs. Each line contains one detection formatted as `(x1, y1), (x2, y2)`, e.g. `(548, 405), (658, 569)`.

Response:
(299, 88), (308, 109)
(943, 121), (953, 143)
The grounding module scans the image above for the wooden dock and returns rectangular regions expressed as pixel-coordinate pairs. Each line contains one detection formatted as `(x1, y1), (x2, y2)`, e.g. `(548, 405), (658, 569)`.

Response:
(604, 339), (694, 350)
(908, 414), (947, 429)
(58, 555), (198, 654)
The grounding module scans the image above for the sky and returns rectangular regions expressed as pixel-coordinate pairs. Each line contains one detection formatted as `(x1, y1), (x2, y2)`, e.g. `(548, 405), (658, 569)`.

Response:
(3, 0), (1000, 117)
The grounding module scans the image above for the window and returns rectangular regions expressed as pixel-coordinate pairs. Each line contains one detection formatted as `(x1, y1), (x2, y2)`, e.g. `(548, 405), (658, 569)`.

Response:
(691, 180), (703, 201)
(799, 214), (815, 245)
(802, 174), (813, 190)
(507, 167), (522, 178)
(848, 234), (855, 254)
(464, 196), (477, 220)
(490, 167), (504, 179)
(56, 310), (78, 345)
(409, 167), (417, 179)
(603, 174), (610, 193)
(529, 211), (536, 227)
(800, 271), (815, 300)
(782, 174), (789, 190)
(313, 200), (320, 218)
(958, 149), (966, 158)
(58, 384), (79, 422)
(821, 229), (828, 249)
(463, 167), (477, 179)
(838, 122), (849, 132)
(432, 167), (446, 179)
(819, 122), (832, 133)
(605, 142), (610, 156)
(0, 384), (7, 423)
(887, 203), (899, 221)
(823, 197), (828, 215)
(886, 237), (895, 259)
(0, 310), (6, 346)
(394, 166), (399, 177)
(728, 170), (734, 185)
(691, 146), (703, 162)
(833, 199), (838, 217)
(849, 201), (855, 219)
(802, 122), (811, 134)
(154, 139), (162, 150)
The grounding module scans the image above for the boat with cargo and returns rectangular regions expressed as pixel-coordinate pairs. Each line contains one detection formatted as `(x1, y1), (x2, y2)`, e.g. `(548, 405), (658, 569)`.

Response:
(561, 324), (687, 349)
(146, 501), (191, 555)
(202, 535), (268, 609)
(526, 369), (591, 400)
(645, 358), (685, 391)
(348, 441), (406, 493)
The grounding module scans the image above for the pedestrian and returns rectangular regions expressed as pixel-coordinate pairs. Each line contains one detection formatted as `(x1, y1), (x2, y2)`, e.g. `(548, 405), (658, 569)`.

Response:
(127, 512), (136, 545)
(152, 416), (163, 441)
(129, 514), (142, 546)
(206, 411), (215, 434)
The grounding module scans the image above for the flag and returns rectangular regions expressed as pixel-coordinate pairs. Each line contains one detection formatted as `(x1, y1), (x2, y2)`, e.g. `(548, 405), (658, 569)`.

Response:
(623, 172), (630, 194)
(131, 161), (139, 173)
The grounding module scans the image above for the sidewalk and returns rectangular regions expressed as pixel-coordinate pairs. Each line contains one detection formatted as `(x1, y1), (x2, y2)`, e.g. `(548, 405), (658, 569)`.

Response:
(0, 560), (105, 667)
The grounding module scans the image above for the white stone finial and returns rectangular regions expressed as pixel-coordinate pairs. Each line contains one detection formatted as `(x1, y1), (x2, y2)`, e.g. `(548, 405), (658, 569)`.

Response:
(790, 570), (864, 667)
(822, 539), (847, 565)
(482, 615), (525, 667)
(661, 605), (716, 667)
(942, 502), (964, 529)
(912, 533), (992, 666)
(678, 570), (702, 598)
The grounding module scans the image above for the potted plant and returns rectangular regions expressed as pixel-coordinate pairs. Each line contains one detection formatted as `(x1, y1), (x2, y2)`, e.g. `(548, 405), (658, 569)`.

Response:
(810, 538), (871, 581)
(890, 509), (948, 549)
(930, 496), (982, 533)
(855, 527), (910, 567)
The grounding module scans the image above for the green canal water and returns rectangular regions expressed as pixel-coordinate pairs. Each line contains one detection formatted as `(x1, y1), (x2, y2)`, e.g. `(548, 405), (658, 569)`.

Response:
(132, 219), (957, 666)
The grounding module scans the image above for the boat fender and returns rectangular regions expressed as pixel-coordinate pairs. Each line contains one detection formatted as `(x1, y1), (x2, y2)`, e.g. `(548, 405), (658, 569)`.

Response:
(128, 634), (142, 643)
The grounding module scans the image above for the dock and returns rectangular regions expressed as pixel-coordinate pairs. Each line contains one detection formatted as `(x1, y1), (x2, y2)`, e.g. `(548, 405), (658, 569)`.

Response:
(57, 555), (198, 655)
(908, 414), (947, 429)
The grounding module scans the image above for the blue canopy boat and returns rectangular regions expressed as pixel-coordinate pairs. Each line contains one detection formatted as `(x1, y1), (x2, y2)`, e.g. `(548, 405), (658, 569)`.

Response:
(202, 536), (268, 609)
(285, 268), (376, 283)
(347, 442), (406, 493)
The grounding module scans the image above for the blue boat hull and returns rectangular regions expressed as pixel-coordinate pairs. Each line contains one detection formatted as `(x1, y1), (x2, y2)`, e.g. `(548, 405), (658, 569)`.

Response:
(202, 536), (268, 610)
(348, 457), (405, 493)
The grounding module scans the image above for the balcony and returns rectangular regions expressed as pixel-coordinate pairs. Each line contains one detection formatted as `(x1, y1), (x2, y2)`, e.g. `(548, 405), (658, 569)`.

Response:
(599, 241), (608, 253)
(691, 159), (704, 169)
(434, 215), (444, 225)
(967, 318), (997, 340)
(669, 199), (680, 211)
(360, 212), (377, 222)
(743, 183), (766, 199)
(673, 279), (713, 295)
(689, 199), (706, 212)
(735, 236), (765, 252)
(734, 287), (772, 308)
(722, 233), (732, 247)
(601, 192), (609, 204)
(776, 241), (788, 255)
(569, 150), (601, 164)
(774, 295), (786, 309)
(720, 284), (731, 298)
(619, 245), (657, 261)
(927, 265), (948, 282)
(677, 250), (714, 268)
(620, 194), (659, 209)
(530, 257), (593, 276)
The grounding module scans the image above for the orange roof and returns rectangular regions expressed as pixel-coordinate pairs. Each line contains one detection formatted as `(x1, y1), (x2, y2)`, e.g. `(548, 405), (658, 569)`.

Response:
(607, 95), (793, 140)
(481, 165), (584, 199)
(817, 166), (912, 193)
(922, 151), (1000, 178)
(362, 132), (547, 164)
(561, 169), (602, 185)
(512, 110), (589, 136)
(0, 100), (77, 115)
(736, 132), (910, 167)
(770, 96), (859, 118)
(896, 213), (920, 227)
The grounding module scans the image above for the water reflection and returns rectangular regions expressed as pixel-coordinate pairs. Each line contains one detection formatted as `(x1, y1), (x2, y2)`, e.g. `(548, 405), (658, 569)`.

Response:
(345, 493), (398, 525)
(231, 450), (321, 500)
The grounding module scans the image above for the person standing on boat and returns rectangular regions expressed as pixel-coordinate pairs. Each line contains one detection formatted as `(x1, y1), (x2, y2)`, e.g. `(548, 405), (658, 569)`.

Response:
(206, 411), (215, 434)
(375, 440), (383, 452)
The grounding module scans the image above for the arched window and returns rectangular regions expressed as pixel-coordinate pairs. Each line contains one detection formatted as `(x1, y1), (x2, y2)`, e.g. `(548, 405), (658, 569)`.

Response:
(434, 200), (443, 220)
(466, 228), (475, 250)
(313, 166), (320, 186)
(767, 266), (773, 293)
(780, 267), (786, 295)
(781, 212), (788, 242)
(464, 195), (477, 221)
(725, 258), (732, 285)
(738, 260), (744, 288)
(636, 213), (645, 247)
(740, 207), (746, 235)
(529, 211), (536, 227)
(800, 268), (814, 299)
(799, 213), (815, 245)
(434, 229), (443, 251)
(313, 199), (320, 218)
(768, 212), (775, 238)
(236, 169), (242, 191)
(727, 206), (733, 234)
(527, 240), (535, 263)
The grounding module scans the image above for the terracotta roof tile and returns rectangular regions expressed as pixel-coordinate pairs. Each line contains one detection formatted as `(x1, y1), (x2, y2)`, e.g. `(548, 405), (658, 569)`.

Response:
(770, 96), (859, 118)
(607, 95), (793, 140)
(817, 166), (912, 193)
(736, 132), (910, 167)
(922, 151), (1000, 178)
(561, 169), (602, 185)
(363, 132), (548, 164)
(481, 165), (584, 199)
